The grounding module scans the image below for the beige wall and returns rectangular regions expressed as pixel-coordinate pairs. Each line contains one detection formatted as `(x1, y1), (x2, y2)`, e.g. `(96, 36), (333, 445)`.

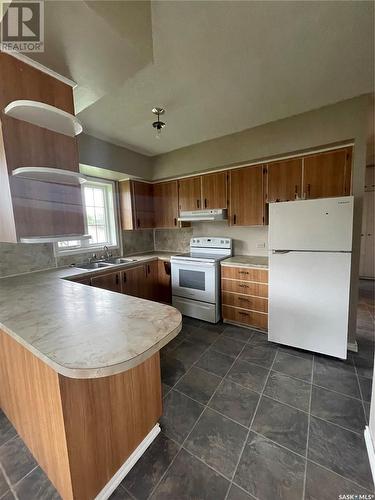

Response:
(78, 133), (153, 180)
(152, 95), (369, 181)
(152, 95), (371, 345)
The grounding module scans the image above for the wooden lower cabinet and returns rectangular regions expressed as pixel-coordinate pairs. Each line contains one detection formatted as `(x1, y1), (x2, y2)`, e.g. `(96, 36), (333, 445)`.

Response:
(90, 271), (121, 292)
(122, 265), (147, 298)
(82, 259), (172, 304)
(144, 260), (158, 300)
(0, 328), (161, 500)
(157, 260), (172, 304)
(221, 292), (268, 313)
(222, 305), (268, 330)
(221, 278), (268, 298)
(221, 265), (268, 332)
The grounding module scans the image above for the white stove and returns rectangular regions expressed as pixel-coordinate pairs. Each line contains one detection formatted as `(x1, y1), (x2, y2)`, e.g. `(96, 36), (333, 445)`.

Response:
(171, 237), (232, 323)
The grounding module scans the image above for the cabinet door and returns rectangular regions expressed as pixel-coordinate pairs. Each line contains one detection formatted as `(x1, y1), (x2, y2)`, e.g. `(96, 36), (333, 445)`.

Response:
(267, 159), (302, 202)
(153, 181), (178, 228)
(132, 181), (154, 229)
(201, 172), (227, 209)
(145, 260), (158, 300)
(303, 148), (352, 199)
(90, 272), (121, 292)
(178, 177), (201, 211)
(230, 165), (265, 226)
(157, 260), (171, 304)
(121, 265), (147, 297)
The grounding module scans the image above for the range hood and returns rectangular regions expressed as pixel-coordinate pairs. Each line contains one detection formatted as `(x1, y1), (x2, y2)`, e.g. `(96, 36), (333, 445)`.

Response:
(178, 208), (228, 222)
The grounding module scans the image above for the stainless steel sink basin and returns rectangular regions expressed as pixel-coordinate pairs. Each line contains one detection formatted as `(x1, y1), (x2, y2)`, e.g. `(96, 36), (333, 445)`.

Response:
(75, 262), (113, 270)
(103, 257), (138, 264)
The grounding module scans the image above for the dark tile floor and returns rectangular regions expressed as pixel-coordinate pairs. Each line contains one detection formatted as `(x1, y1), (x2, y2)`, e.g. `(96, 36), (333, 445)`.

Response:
(0, 280), (374, 499)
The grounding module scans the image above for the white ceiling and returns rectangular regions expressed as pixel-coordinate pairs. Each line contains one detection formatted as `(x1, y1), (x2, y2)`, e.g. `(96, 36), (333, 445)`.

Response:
(25, 1), (375, 156)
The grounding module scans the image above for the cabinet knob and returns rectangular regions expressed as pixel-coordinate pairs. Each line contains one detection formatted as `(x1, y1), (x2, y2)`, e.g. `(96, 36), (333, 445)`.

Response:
(137, 218), (141, 228)
(174, 218), (177, 226)
(233, 214), (237, 225)
(204, 198), (208, 208)
(197, 199), (200, 209)
(123, 273), (127, 283)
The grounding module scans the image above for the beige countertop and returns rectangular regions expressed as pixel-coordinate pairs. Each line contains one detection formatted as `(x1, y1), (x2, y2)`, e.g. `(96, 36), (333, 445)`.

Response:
(221, 255), (269, 269)
(0, 253), (182, 380)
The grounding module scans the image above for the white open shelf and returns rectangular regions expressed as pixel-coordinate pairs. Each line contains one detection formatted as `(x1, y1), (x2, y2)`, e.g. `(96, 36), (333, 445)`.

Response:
(20, 234), (91, 244)
(4, 100), (83, 137)
(12, 167), (87, 186)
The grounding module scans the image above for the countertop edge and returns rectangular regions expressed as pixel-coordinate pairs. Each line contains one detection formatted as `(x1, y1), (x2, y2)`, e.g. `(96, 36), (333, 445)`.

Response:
(0, 317), (182, 379)
(0, 251), (183, 379)
(220, 257), (269, 269)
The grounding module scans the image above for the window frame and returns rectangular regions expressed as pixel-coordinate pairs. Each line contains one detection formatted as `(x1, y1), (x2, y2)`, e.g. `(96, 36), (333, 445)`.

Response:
(54, 176), (121, 256)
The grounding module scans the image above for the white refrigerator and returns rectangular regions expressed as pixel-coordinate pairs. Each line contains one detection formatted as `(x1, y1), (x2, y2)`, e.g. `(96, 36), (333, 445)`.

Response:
(268, 196), (354, 359)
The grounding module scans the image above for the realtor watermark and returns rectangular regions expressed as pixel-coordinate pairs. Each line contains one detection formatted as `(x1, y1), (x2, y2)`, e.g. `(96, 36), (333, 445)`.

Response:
(339, 495), (375, 499)
(1, 1), (44, 52)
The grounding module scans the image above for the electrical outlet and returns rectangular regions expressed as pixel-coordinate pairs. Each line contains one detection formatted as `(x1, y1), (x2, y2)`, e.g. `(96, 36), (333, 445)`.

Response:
(256, 242), (266, 249)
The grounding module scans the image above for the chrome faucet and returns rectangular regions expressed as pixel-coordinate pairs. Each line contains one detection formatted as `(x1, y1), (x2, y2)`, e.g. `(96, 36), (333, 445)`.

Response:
(103, 245), (112, 259)
(89, 253), (97, 263)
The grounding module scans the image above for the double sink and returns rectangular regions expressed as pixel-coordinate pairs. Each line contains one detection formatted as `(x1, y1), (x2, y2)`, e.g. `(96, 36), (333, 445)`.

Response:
(75, 257), (137, 270)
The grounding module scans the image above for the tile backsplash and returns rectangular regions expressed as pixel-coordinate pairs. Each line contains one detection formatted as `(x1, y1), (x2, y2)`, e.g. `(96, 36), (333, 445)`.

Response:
(154, 228), (193, 253)
(192, 222), (268, 256)
(0, 242), (56, 278)
(0, 224), (267, 278)
(122, 229), (154, 255)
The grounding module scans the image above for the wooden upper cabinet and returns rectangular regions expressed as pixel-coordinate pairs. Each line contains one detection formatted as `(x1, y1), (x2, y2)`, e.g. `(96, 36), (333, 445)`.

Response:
(303, 148), (352, 199)
(153, 181), (178, 228)
(201, 172), (227, 209)
(133, 181), (154, 229)
(119, 180), (154, 230)
(229, 165), (265, 226)
(267, 158), (302, 202)
(178, 177), (202, 211)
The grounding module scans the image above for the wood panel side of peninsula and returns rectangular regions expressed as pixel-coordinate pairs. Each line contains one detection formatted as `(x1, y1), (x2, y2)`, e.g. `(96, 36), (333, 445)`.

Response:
(0, 328), (162, 500)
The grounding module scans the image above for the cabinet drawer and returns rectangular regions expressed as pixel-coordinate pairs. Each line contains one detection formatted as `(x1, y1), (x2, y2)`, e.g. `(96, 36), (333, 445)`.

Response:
(221, 292), (268, 313)
(222, 305), (268, 331)
(221, 279), (268, 298)
(221, 266), (268, 283)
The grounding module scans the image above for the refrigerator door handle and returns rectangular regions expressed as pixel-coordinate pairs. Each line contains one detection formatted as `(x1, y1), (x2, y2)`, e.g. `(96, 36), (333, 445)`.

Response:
(272, 250), (291, 254)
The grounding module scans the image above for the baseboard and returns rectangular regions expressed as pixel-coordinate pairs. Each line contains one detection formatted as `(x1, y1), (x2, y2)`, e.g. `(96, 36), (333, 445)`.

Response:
(95, 424), (161, 500)
(364, 426), (375, 486)
(348, 341), (358, 353)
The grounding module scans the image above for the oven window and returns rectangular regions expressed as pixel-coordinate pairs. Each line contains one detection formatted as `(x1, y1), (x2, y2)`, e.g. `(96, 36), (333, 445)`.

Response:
(179, 269), (206, 291)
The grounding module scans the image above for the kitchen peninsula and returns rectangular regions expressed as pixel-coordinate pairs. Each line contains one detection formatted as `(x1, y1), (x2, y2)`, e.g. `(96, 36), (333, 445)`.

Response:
(0, 264), (182, 500)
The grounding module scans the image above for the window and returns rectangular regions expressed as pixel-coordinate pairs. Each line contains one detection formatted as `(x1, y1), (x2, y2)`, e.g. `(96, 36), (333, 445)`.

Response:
(56, 178), (119, 254)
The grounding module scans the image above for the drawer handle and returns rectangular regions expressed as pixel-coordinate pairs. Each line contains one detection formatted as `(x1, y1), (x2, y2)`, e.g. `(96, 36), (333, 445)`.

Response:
(239, 311), (249, 316)
(239, 284), (249, 288)
(238, 297), (249, 302)
(238, 271), (249, 275)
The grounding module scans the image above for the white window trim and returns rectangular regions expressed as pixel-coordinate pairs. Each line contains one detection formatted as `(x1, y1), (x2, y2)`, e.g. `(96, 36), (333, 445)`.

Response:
(54, 176), (121, 256)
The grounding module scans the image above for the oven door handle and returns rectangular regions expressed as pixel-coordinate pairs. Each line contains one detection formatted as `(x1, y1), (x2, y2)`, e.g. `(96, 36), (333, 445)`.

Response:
(171, 260), (216, 268)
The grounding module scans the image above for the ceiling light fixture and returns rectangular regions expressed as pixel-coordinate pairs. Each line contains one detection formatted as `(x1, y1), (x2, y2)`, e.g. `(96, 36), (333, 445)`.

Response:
(152, 107), (165, 139)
